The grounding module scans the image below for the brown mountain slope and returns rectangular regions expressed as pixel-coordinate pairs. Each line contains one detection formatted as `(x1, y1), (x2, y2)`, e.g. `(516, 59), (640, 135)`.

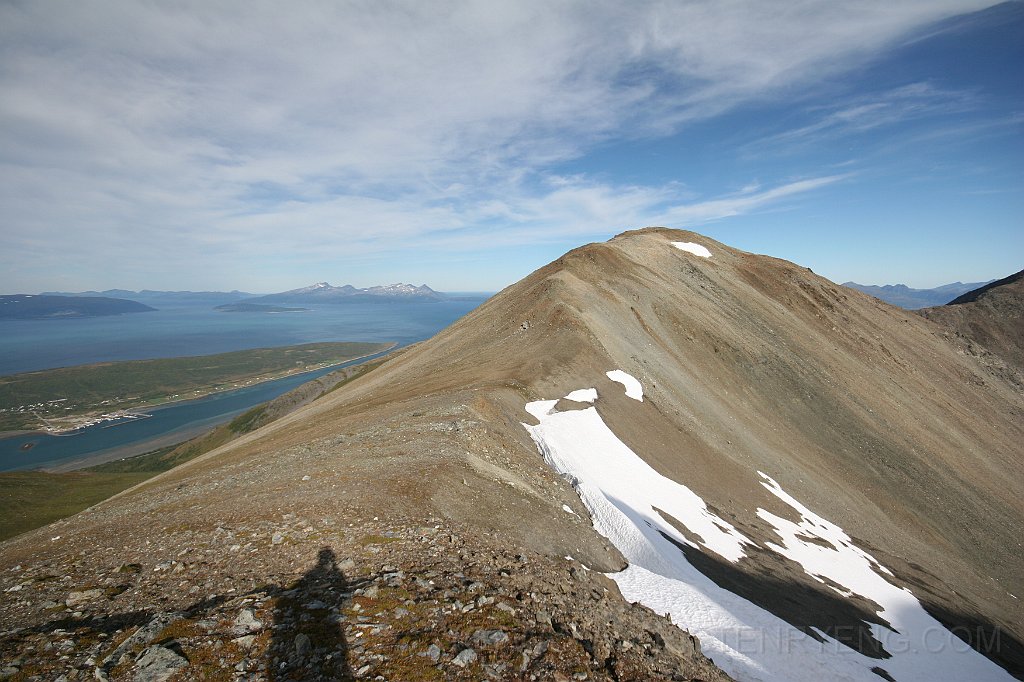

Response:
(917, 269), (1024, 373)
(1, 228), (1021, 680)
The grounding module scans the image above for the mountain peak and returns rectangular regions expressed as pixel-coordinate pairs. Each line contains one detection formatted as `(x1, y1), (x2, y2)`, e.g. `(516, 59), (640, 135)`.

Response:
(245, 281), (443, 305)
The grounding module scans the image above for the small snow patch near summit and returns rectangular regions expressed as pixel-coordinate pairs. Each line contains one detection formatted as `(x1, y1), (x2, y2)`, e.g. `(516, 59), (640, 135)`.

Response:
(671, 242), (712, 258)
(565, 388), (597, 403)
(606, 370), (643, 401)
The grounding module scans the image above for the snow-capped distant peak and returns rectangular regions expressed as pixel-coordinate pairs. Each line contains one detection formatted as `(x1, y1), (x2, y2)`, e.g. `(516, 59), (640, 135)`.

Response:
(289, 281), (336, 293)
(362, 283), (440, 297)
(249, 281), (441, 304)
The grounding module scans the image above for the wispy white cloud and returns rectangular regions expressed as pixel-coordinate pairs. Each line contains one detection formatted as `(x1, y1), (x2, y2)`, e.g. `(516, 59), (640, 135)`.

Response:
(657, 175), (850, 224)
(0, 0), (997, 289)
(747, 82), (981, 151)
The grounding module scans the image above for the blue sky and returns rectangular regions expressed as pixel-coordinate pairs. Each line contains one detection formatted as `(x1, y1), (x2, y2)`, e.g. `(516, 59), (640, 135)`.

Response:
(1, 1), (1020, 293)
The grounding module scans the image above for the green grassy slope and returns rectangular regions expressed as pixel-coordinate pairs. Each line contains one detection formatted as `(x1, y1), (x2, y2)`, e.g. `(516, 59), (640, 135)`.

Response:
(0, 353), (393, 541)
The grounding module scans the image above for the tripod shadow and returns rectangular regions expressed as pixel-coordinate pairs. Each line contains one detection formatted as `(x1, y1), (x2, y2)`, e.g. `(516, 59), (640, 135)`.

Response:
(269, 547), (354, 681)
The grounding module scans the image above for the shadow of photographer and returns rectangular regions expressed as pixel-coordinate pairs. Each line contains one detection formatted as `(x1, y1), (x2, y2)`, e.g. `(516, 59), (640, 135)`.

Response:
(268, 547), (354, 681)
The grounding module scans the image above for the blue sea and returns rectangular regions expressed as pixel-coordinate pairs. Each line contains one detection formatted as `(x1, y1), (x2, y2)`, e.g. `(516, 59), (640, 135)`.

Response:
(0, 296), (488, 471)
(0, 297), (488, 376)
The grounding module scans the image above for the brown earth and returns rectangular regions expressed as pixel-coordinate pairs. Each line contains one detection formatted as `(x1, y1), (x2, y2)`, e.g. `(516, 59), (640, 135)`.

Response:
(1, 227), (1022, 680)
(917, 269), (1024, 378)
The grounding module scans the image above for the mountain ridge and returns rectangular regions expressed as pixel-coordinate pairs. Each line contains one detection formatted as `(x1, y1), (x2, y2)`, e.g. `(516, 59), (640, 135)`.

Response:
(1, 228), (1020, 680)
(917, 269), (1024, 377)
(245, 282), (444, 305)
(842, 279), (994, 309)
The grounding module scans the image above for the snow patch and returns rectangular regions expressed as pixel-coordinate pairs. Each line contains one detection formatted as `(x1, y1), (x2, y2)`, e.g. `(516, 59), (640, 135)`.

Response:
(524, 399), (558, 421)
(756, 472), (1010, 681)
(564, 388), (597, 403)
(523, 391), (750, 565)
(671, 241), (712, 258)
(606, 370), (643, 401)
(521, 386), (1014, 682)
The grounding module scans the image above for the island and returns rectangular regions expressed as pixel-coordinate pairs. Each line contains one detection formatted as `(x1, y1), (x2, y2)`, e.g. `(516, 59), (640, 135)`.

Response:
(0, 295), (155, 320)
(214, 303), (309, 313)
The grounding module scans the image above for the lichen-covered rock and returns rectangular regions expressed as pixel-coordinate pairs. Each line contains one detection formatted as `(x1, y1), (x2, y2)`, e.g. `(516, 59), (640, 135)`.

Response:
(132, 645), (188, 682)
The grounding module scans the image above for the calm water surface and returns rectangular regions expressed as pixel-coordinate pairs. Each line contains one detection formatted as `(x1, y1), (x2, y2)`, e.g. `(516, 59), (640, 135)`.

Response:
(0, 299), (487, 376)
(0, 298), (488, 471)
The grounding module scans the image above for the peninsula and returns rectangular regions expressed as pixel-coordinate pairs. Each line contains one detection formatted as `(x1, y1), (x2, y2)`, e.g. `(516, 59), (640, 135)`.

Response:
(0, 341), (393, 434)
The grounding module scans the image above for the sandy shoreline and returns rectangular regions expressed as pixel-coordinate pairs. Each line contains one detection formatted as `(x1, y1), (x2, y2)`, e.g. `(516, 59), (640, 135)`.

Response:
(0, 429), (40, 438)
(44, 424), (218, 473)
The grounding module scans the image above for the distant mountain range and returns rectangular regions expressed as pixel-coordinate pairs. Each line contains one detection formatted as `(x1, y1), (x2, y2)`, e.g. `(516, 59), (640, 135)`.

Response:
(0, 295), (155, 320)
(36, 283), (447, 308)
(842, 280), (994, 309)
(244, 282), (444, 305)
(918, 269), (1024, 373)
(41, 289), (256, 307)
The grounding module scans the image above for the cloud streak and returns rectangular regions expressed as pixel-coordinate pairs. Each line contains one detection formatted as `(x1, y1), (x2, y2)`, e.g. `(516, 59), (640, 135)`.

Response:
(0, 1), (998, 290)
(746, 82), (982, 152)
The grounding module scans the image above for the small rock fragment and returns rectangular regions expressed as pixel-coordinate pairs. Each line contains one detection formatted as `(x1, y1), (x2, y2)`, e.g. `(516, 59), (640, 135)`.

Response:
(471, 629), (509, 646)
(294, 633), (311, 659)
(65, 589), (104, 608)
(132, 645), (188, 682)
(451, 647), (477, 667)
(232, 609), (263, 635)
(421, 643), (441, 662)
(231, 635), (256, 649)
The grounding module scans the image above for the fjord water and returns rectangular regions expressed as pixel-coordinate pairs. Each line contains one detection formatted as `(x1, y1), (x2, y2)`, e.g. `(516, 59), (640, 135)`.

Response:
(0, 297), (488, 470)
(0, 354), (385, 472)
(0, 297), (488, 376)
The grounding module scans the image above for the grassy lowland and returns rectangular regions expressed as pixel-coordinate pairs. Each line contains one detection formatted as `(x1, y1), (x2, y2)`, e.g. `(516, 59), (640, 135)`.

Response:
(0, 341), (392, 432)
(0, 352), (394, 541)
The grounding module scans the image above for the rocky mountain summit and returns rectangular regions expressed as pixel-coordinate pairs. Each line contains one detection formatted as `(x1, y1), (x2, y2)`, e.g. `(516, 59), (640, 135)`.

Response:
(1, 228), (1021, 681)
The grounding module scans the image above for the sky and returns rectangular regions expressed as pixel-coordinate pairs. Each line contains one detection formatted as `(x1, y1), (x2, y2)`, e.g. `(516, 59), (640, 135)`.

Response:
(1, 1), (1021, 293)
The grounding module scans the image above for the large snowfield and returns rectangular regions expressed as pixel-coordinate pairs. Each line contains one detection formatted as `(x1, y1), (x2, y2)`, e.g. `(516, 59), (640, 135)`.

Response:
(523, 372), (1013, 682)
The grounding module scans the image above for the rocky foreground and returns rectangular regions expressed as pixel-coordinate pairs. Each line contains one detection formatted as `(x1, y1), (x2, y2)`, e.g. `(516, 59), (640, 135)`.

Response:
(0, 512), (728, 681)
